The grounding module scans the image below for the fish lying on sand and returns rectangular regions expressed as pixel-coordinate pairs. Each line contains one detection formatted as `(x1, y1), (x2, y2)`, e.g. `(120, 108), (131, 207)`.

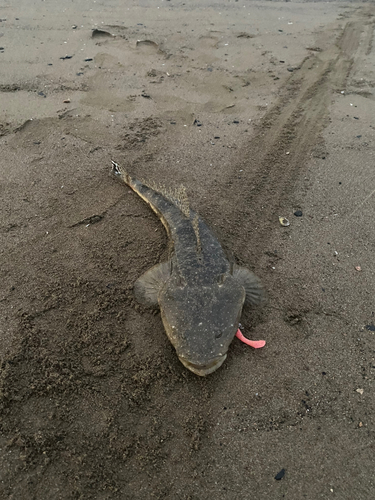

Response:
(112, 161), (264, 376)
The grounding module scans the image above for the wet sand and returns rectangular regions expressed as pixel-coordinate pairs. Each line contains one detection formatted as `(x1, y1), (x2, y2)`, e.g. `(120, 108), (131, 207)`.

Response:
(1, 1), (375, 498)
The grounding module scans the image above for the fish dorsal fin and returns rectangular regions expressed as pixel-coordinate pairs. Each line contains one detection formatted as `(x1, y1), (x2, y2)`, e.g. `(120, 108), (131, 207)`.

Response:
(232, 265), (265, 306)
(134, 261), (172, 307)
(141, 179), (190, 219)
(192, 214), (202, 255)
(141, 179), (202, 257)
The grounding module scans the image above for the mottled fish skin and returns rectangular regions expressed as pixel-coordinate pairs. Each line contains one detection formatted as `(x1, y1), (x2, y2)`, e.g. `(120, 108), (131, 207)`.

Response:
(112, 161), (264, 376)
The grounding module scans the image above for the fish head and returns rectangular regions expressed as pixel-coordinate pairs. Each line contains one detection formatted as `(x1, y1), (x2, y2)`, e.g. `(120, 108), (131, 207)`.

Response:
(159, 274), (246, 376)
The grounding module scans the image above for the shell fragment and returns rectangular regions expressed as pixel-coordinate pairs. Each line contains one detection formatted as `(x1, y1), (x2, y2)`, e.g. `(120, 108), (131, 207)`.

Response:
(279, 217), (290, 227)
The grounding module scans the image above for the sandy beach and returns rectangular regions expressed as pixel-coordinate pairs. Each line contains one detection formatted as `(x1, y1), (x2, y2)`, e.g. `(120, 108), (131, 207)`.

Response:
(1, 1), (375, 498)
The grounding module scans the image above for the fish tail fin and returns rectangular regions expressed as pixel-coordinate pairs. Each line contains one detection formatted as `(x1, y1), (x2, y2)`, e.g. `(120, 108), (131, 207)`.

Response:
(112, 161), (192, 220)
(111, 160), (132, 186)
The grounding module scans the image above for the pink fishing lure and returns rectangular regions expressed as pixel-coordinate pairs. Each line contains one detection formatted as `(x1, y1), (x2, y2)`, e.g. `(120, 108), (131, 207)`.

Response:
(236, 329), (266, 349)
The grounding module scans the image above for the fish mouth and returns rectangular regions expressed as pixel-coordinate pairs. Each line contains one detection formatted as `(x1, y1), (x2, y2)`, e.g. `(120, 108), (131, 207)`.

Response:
(178, 354), (227, 376)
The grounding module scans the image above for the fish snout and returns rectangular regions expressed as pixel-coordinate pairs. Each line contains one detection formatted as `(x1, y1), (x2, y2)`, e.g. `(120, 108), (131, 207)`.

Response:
(178, 354), (227, 376)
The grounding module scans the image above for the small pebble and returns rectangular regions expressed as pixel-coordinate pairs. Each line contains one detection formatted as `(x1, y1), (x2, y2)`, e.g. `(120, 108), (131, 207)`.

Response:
(294, 210), (303, 217)
(275, 469), (286, 480)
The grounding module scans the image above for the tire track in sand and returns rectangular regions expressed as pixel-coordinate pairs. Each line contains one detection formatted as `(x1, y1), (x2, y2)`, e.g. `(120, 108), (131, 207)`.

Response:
(223, 8), (374, 263)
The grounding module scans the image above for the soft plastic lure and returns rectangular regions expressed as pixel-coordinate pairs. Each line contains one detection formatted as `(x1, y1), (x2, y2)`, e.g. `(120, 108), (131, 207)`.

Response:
(236, 329), (266, 349)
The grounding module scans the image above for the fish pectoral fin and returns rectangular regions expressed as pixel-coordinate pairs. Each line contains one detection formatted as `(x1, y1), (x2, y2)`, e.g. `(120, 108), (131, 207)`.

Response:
(232, 265), (265, 306)
(133, 261), (172, 307)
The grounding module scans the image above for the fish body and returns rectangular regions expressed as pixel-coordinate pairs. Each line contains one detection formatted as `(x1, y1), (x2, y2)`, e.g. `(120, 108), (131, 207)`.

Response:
(112, 161), (263, 376)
